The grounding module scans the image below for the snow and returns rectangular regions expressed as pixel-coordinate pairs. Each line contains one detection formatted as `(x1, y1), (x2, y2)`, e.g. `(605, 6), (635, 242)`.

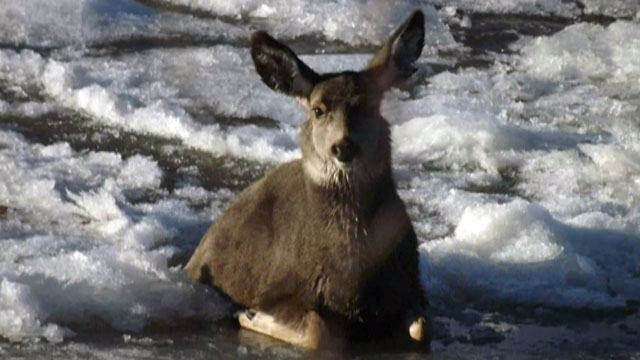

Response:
(0, 0), (247, 49)
(430, 0), (640, 18)
(429, 0), (579, 17)
(580, 0), (640, 18)
(389, 20), (640, 311)
(1, 0), (640, 347)
(420, 199), (630, 309)
(0, 279), (65, 343)
(1, 47), (302, 162)
(0, 130), (227, 343)
(520, 22), (640, 83)
(143, 0), (456, 50)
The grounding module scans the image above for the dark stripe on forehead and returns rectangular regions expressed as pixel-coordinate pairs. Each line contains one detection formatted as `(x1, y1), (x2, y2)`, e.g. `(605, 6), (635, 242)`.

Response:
(310, 72), (364, 108)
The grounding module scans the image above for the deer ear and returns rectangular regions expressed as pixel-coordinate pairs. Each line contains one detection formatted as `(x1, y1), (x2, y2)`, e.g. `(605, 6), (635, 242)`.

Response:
(367, 11), (425, 90)
(251, 31), (319, 98)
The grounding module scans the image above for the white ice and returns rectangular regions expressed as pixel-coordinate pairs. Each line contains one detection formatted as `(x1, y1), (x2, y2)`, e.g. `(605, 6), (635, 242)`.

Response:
(0, 0), (247, 50)
(430, 0), (578, 17)
(1, 0), (640, 345)
(0, 130), (228, 343)
(392, 21), (640, 309)
(430, 0), (640, 18)
(144, 0), (457, 50)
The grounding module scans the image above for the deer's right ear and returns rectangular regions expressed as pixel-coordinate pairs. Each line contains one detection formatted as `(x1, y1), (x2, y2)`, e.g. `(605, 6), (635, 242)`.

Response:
(251, 31), (319, 99)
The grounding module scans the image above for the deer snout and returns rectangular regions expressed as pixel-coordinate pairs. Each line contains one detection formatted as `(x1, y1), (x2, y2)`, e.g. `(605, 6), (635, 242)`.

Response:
(331, 138), (358, 163)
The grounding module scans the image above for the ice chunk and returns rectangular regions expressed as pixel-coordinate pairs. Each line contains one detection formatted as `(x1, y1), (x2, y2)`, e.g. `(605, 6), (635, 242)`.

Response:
(430, 0), (638, 18)
(118, 155), (163, 190)
(0, 0), (247, 49)
(393, 114), (511, 174)
(0, 130), (228, 343)
(0, 279), (65, 343)
(427, 200), (564, 264)
(0, 0), (83, 47)
(520, 22), (640, 83)
(389, 69), (589, 174)
(580, 0), (640, 18)
(20, 48), (302, 163)
(420, 200), (627, 309)
(67, 184), (130, 236)
(580, 144), (640, 179)
(143, 0), (456, 50)
(427, 0), (579, 17)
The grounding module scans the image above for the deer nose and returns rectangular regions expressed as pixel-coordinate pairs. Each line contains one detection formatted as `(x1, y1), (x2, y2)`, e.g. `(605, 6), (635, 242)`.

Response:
(331, 139), (358, 163)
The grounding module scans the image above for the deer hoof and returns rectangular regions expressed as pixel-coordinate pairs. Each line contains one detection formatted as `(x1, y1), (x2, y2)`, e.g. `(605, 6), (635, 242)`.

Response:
(409, 316), (427, 342)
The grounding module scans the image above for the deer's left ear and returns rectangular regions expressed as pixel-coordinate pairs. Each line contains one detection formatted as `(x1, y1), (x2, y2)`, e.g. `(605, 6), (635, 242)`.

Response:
(251, 31), (319, 99)
(367, 11), (425, 90)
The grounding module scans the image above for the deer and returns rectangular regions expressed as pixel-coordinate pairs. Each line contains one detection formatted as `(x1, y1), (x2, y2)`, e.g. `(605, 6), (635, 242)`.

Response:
(186, 10), (429, 350)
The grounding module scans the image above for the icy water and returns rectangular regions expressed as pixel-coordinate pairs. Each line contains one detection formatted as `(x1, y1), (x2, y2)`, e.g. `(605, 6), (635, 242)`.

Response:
(1, 0), (640, 359)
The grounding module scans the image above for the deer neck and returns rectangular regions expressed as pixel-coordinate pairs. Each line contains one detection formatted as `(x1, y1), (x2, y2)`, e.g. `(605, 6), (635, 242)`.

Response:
(304, 162), (394, 237)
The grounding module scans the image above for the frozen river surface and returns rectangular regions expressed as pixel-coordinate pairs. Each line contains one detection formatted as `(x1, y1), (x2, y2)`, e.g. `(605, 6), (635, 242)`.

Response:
(1, 0), (640, 358)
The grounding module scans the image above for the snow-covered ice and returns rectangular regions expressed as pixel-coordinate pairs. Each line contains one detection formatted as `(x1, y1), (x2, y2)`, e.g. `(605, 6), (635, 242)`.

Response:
(0, 130), (229, 343)
(0, 0), (247, 50)
(141, 0), (457, 49)
(1, 0), (640, 357)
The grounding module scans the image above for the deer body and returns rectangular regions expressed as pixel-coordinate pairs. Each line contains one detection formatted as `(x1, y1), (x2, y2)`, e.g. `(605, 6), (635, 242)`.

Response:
(186, 11), (429, 349)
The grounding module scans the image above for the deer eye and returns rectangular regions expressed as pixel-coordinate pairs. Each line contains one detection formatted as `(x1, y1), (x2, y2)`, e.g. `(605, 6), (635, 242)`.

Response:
(313, 107), (325, 118)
